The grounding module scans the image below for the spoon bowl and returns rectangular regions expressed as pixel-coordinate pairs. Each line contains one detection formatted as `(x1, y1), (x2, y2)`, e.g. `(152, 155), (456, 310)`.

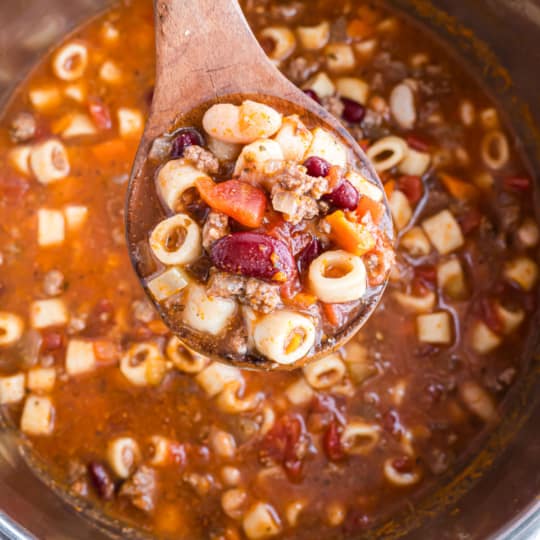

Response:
(126, 0), (394, 370)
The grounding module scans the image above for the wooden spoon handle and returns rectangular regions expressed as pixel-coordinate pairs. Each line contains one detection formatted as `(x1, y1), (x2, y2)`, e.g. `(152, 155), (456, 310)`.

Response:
(152, 0), (290, 121)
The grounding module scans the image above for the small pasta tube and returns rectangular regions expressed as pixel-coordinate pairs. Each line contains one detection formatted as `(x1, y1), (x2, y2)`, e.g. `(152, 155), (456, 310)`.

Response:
(0, 373), (26, 404)
(117, 107), (143, 138)
(325, 43), (356, 72)
(147, 267), (189, 302)
(166, 336), (208, 373)
(149, 214), (201, 265)
(389, 83), (416, 130)
(120, 342), (167, 386)
(26, 367), (56, 393)
(30, 298), (68, 329)
(303, 353), (346, 389)
(210, 428), (237, 459)
(65, 339), (96, 376)
(156, 159), (210, 212)
(242, 502), (281, 540)
(195, 362), (242, 397)
(216, 380), (262, 413)
(504, 257), (538, 291)
(302, 71), (335, 98)
(107, 437), (141, 478)
(305, 128), (347, 167)
(335, 77), (369, 105)
(389, 190), (412, 231)
(207, 136), (241, 161)
(383, 457), (422, 486)
(253, 311), (316, 365)
(273, 115), (313, 162)
(308, 250), (367, 303)
(0, 312), (24, 346)
(470, 321), (501, 354)
(296, 21), (330, 50)
(416, 311), (453, 345)
(52, 41), (88, 80)
(203, 100), (282, 144)
(367, 136), (408, 172)
(183, 284), (237, 335)
(341, 421), (380, 455)
(421, 210), (464, 255)
(20, 395), (55, 436)
(222, 488), (249, 520)
(400, 226), (431, 256)
(260, 27), (296, 61)
(481, 130), (509, 170)
(30, 139), (70, 184)
(37, 208), (65, 247)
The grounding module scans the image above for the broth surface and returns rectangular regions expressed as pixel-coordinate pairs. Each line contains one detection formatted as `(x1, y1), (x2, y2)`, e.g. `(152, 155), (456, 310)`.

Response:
(0, 1), (538, 538)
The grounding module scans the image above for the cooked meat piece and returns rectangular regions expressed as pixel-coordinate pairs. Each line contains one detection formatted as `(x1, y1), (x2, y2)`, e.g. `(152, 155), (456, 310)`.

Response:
(245, 278), (281, 313)
(287, 56), (320, 84)
(42, 269), (65, 296)
(321, 95), (345, 118)
(497, 192), (521, 233)
(207, 271), (246, 298)
(183, 145), (219, 174)
(272, 189), (319, 224)
(67, 459), (89, 497)
(9, 111), (36, 142)
(226, 327), (248, 356)
(274, 163), (329, 200)
(202, 211), (230, 251)
(119, 466), (156, 513)
(132, 298), (156, 323)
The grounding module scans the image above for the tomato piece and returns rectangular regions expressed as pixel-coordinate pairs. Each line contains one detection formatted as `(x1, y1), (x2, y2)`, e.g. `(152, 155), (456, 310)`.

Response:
(503, 176), (531, 192)
(323, 420), (345, 461)
(397, 175), (423, 205)
(88, 97), (112, 130)
(406, 134), (431, 152)
(356, 195), (385, 224)
(457, 207), (482, 235)
(196, 178), (266, 228)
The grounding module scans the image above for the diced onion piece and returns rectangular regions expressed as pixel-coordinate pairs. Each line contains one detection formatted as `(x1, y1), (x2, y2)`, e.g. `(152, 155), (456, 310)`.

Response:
(398, 147), (431, 176)
(37, 208), (65, 247)
(0, 312), (24, 346)
(325, 43), (356, 72)
(302, 72), (335, 98)
(305, 127), (346, 167)
(243, 502), (282, 540)
(335, 77), (369, 105)
(30, 299), (68, 329)
(273, 115), (313, 162)
(63, 205), (88, 231)
(416, 311), (453, 344)
(504, 257), (538, 291)
(470, 321), (501, 354)
(8, 145), (32, 176)
(393, 291), (436, 313)
(437, 257), (467, 299)
(296, 21), (330, 50)
(389, 83), (416, 129)
(107, 437), (141, 478)
(61, 113), (97, 138)
(495, 303), (524, 335)
(195, 362), (242, 397)
(253, 311), (315, 365)
(309, 250), (367, 303)
(183, 284), (236, 336)
(0, 373), (26, 404)
(30, 139), (70, 184)
(260, 27), (296, 61)
(99, 60), (122, 83)
(459, 380), (497, 423)
(20, 395), (55, 436)
(29, 86), (61, 111)
(345, 170), (382, 201)
(27, 368), (56, 393)
(117, 107), (143, 138)
(421, 210), (464, 255)
(479, 108), (499, 130)
(65, 339), (96, 376)
(147, 267), (189, 302)
(400, 226), (431, 256)
(64, 82), (87, 103)
(389, 190), (412, 231)
(284, 377), (314, 405)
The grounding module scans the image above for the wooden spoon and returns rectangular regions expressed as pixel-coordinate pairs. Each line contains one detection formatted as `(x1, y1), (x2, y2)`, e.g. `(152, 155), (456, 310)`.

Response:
(126, 0), (393, 370)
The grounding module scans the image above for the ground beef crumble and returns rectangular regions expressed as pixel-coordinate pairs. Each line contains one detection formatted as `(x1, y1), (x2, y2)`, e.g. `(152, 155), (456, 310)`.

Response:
(119, 466), (156, 513)
(183, 144), (219, 174)
(321, 95), (345, 118)
(202, 211), (229, 250)
(9, 111), (36, 142)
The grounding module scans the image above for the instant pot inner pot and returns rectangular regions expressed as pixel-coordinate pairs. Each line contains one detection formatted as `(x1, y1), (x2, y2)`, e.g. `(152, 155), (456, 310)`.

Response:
(0, 1), (539, 539)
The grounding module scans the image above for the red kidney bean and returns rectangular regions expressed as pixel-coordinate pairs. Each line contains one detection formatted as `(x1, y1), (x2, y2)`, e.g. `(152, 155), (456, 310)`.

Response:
(457, 207), (482, 235)
(210, 232), (297, 282)
(323, 420), (345, 461)
(406, 134), (431, 152)
(323, 180), (359, 210)
(398, 175), (423, 205)
(303, 155), (330, 177)
(415, 264), (437, 288)
(341, 97), (366, 124)
(503, 176), (531, 192)
(41, 331), (63, 352)
(296, 237), (322, 274)
(87, 462), (115, 500)
(303, 89), (321, 104)
(171, 127), (205, 158)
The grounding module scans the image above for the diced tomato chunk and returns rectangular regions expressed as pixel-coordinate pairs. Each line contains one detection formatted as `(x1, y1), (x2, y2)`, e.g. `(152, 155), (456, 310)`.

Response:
(196, 178), (266, 228)
(323, 420), (345, 461)
(88, 97), (112, 130)
(397, 175), (423, 205)
(503, 176), (531, 192)
(406, 134), (431, 152)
